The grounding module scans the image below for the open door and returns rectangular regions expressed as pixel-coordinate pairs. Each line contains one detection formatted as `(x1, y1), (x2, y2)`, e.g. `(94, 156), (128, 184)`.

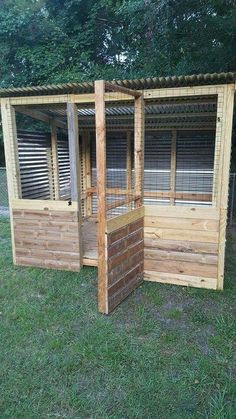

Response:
(95, 80), (145, 313)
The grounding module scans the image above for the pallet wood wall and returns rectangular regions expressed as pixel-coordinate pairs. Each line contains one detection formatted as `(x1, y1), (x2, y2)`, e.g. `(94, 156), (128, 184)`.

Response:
(144, 205), (219, 289)
(12, 204), (81, 271)
(105, 208), (144, 313)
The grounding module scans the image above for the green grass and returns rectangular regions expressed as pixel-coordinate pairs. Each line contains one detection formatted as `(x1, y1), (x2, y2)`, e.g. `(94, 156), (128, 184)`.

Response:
(0, 169), (8, 207)
(0, 217), (235, 418)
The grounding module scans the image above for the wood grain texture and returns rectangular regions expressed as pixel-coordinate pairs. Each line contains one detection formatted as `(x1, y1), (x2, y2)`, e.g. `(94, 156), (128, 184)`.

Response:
(106, 216), (144, 313)
(13, 209), (81, 271)
(95, 80), (107, 313)
(144, 271), (217, 290)
(144, 205), (219, 288)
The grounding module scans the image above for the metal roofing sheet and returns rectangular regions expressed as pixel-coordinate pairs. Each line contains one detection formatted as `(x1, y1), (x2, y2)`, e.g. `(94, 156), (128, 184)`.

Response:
(0, 72), (235, 97)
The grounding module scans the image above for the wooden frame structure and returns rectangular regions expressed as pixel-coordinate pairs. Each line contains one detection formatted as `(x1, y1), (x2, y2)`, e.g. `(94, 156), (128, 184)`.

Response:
(1, 74), (235, 313)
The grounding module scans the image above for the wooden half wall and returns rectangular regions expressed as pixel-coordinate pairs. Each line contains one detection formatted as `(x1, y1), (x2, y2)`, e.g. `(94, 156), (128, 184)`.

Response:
(11, 200), (82, 271)
(99, 207), (144, 314)
(144, 205), (219, 289)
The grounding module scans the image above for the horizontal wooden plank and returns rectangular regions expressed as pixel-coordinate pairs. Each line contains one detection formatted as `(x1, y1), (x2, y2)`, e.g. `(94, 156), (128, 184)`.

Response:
(144, 271), (217, 290)
(15, 229), (79, 241)
(144, 227), (218, 243)
(13, 210), (78, 221)
(12, 198), (78, 211)
(144, 248), (218, 265)
(144, 259), (217, 278)
(15, 247), (80, 261)
(144, 205), (219, 220)
(144, 238), (218, 254)
(106, 207), (144, 233)
(15, 238), (80, 252)
(15, 256), (81, 272)
(145, 216), (219, 232)
(14, 220), (78, 232)
(82, 258), (98, 267)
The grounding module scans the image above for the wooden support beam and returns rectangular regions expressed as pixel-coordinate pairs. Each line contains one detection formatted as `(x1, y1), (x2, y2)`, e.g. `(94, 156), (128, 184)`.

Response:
(126, 131), (132, 210)
(86, 187), (211, 202)
(51, 119), (60, 200)
(105, 81), (141, 98)
(67, 102), (82, 265)
(106, 195), (140, 211)
(1, 100), (21, 200)
(15, 106), (67, 129)
(46, 145), (54, 200)
(67, 103), (80, 201)
(1, 99), (21, 264)
(217, 85), (235, 290)
(134, 95), (144, 207)
(85, 131), (92, 216)
(170, 130), (177, 205)
(95, 80), (107, 313)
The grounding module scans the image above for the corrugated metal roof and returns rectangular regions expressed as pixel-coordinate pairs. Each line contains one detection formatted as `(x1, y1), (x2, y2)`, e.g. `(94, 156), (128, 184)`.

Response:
(0, 72), (235, 98)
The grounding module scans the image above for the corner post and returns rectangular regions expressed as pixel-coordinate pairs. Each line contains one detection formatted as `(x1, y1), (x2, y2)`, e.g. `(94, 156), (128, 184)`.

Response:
(217, 85), (235, 290)
(95, 80), (107, 313)
(67, 101), (82, 266)
(126, 131), (132, 209)
(1, 99), (21, 264)
(134, 95), (144, 207)
(50, 119), (60, 200)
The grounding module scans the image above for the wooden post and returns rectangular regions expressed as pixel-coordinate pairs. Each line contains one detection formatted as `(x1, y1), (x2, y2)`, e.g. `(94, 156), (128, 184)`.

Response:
(1, 100), (21, 200)
(51, 119), (60, 200)
(126, 131), (132, 209)
(85, 131), (92, 216)
(217, 85), (235, 290)
(1, 99), (21, 264)
(67, 101), (82, 266)
(46, 145), (54, 199)
(170, 130), (177, 205)
(134, 95), (144, 207)
(95, 80), (107, 313)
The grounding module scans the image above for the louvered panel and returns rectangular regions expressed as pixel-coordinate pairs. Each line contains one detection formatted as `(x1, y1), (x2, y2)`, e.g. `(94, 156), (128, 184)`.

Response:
(57, 133), (71, 200)
(91, 133), (128, 215)
(17, 131), (51, 199)
(144, 131), (172, 192)
(176, 131), (214, 194)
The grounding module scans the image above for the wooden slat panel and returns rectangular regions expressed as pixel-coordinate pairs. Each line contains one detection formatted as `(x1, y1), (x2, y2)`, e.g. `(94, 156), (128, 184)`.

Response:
(145, 216), (218, 231)
(145, 205), (219, 220)
(144, 248), (217, 265)
(106, 216), (144, 313)
(144, 259), (217, 278)
(13, 208), (81, 271)
(106, 207), (144, 233)
(144, 271), (217, 290)
(144, 238), (218, 254)
(144, 227), (218, 243)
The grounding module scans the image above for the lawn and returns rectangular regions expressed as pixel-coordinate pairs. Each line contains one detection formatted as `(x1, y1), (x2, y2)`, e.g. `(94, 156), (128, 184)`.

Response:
(0, 217), (235, 418)
(0, 169), (8, 208)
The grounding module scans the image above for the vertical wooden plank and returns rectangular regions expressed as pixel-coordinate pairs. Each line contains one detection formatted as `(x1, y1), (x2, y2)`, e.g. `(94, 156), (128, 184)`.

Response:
(1, 99), (21, 264)
(85, 131), (92, 216)
(67, 103), (80, 201)
(95, 80), (107, 314)
(212, 89), (225, 206)
(1, 99), (21, 200)
(46, 146), (54, 200)
(217, 85), (235, 290)
(126, 131), (132, 209)
(51, 119), (60, 200)
(134, 95), (144, 207)
(67, 101), (82, 266)
(170, 129), (177, 205)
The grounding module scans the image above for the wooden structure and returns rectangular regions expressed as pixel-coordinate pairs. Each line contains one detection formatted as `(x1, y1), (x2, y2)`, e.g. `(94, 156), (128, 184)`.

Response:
(0, 72), (235, 313)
